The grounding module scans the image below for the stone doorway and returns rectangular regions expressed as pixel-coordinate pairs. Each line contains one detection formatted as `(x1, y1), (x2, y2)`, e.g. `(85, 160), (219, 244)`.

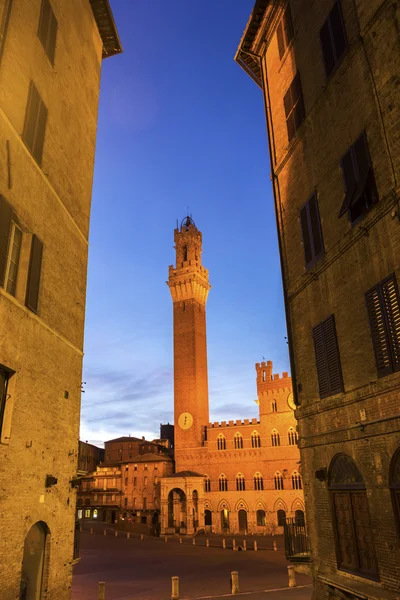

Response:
(220, 509), (230, 532)
(20, 521), (49, 600)
(238, 509), (248, 533)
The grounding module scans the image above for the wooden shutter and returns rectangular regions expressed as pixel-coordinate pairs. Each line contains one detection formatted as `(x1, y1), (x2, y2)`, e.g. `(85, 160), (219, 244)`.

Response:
(330, 1), (347, 62)
(308, 194), (324, 258)
(293, 73), (305, 129)
(277, 20), (285, 59)
(323, 315), (343, 395)
(283, 5), (294, 47)
(365, 285), (392, 376)
(300, 205), (312, 266)
(0, 196), (12, 287)
(338, 148), (357, 217)
(320, 18), (335, 77)
(23, 82), (41, 153)
(33, 99), (48, 165)
(313, 322), (330, 398)
(38, 0), (58, 64)
(26, 235), (43, 313)
(47, 9), (58, 64)
(381, 276), (400, 372)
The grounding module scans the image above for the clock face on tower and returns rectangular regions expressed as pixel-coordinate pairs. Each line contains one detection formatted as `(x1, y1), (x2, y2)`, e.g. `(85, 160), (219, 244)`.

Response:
(287, 392), (296, 411)
(178, 412), (193, 430)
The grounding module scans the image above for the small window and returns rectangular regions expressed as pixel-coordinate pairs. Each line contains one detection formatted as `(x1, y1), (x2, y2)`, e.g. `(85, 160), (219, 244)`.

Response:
(143, 498), (147, 510)
(217, 434), (226, 450)
(204, 476), (211, 492)
(93, 494), (97, 502)
(300, 193), (324, 269)
(277, 509), (286, 526)
(38, 0), (58, 65)
(234, 432), (243, 449)
(320, 1), (347, 78)
(5, 223), (22, 296)
(338, 132), (378, 224)
(283, 72), (305, 143)
(219, 474), (228, 492)
(133, 477), (137, 487)
(365, 274), (400, 378)
(277, 4), (294, 59)
(251, 431), (261, 448)
(22, 82), (48, 166)
(274, 472), (284, 490)
(144, 464), (148, 470)
(291, 470), (302, 490)
(254, 473), (263, 491)
(313, 314), (344, 399)
(272, 399), (277, 412)
(25, 235), (43, 314)
(236, 473), (245, 492)
(288, 427), (298, 445)
(144, 477), (148, 487)
(271, 429), (280, 447)
(134, 464), (137, 471)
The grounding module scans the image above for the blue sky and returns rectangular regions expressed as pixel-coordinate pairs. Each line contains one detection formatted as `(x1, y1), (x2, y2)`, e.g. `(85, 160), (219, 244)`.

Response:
(80, 0), (290, 446)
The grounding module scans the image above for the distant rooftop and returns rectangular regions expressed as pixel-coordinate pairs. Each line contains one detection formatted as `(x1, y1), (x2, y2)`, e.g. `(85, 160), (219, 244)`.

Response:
(90, 0), (122, 59)
(105, 436), (142, 443)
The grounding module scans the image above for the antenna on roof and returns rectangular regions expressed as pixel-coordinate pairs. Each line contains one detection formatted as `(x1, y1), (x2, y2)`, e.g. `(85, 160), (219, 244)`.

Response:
(262, 356), (265, 360)
(176, 218), (178, 229)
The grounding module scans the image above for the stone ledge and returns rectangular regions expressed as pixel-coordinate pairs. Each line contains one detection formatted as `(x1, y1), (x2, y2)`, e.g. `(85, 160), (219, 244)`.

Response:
(318, 573), (400, 600)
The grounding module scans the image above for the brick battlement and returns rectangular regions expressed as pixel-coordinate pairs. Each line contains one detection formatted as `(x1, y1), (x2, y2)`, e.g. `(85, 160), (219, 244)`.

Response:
(168, 263), (208, 277)
(207, 417), (260, 429)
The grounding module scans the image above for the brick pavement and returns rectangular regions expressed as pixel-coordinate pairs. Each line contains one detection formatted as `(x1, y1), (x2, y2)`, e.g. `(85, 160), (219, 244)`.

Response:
(72, 531), (312, 600)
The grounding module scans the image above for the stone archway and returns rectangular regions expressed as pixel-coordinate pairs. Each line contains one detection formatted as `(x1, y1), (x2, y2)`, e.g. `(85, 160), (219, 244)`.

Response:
(238, 509), (248, 533)
(167, 488), (187, 532)
(20, 521), (50, 600)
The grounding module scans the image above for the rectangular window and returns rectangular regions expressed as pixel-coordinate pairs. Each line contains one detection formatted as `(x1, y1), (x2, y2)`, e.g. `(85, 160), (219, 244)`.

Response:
(144, 464), (148, 470)
(300, 193), (324, 268)
(134, 464), (137, 471)
(313, 315), (344, 399)
(25, 234), (43, 313)
(38, 0), (58, 65)
(22, 82), (48, 166)
(144, 476), (148, 486)
(143, 497), (147, 510)
(124, 497), (128, 507)
(365, 274), (400, 377)
(339, 132), (378, 223)
(320, 1), (347, 78)
(277, 4), (293, 59)
(0, 195), (13, 288)
(4, 222), (22, 296)
(283, 72), (305, 143)
(133, 477), (137, 487)
(0, 368), (9, 437)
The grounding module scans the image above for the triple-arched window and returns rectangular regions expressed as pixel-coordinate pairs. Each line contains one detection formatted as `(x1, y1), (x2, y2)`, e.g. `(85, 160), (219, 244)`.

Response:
(204, 476), (211, 492)
(271, 429), (280, 446)
(272, 400), (277, 412)
(234, 432), (243, 449)
(291, 470), (302, 490)
(288, 427), (298, 445)
(217, 434), (226, 450)
(251, 431), (261, 448)
(236, 473), (245, 491)
(274, 471), (284, 490)
(219, 474), (228, 492)
(254, 472), (264, 491)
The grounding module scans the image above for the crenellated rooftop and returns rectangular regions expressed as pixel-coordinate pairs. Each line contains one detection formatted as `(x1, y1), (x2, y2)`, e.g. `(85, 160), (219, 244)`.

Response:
(207, 417), (260, 429)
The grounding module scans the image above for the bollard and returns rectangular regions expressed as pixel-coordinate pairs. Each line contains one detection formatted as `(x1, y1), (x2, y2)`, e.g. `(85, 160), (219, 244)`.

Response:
(127, 532), (130, 539)
(288, 565), (296, 588)
(103, 529), (106, 536)
(242, 540), (247, 551)
(253, 540), (257, 551)
(141, 534), (144, 541)
(115, 530), (118, 537)
(179, 537), (182, 544)
(164, 536), (168, 543)
(192, 538), (196, 545)
(232, 539), (236, 551)
(231, 571), (239, 594)
(90, 528), (93, 535)
(171, 576), (179, 600)
(206, 539), (209, 547)
(273, 540), (277, 551)
(98, 581), (105, 600)
(222, 538), (226, 549)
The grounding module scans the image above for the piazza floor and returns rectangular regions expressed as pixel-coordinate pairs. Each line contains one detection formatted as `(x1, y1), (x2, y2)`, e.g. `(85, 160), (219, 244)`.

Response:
(72, 526), (312, 600)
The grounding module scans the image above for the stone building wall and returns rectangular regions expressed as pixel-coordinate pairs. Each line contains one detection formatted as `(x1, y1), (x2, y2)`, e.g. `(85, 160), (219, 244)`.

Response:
(0, 1), (120, 598)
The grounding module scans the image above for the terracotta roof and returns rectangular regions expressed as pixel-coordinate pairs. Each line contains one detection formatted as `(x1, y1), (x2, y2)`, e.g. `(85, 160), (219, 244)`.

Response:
(89, 0), (122, 59)
(234, 0), (270, 87)
(105, 436), (142, 443)
(166, 470), (204, 478)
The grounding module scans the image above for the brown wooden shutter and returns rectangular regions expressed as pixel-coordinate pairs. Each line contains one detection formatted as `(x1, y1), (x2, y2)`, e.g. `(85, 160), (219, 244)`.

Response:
(313, 322), (330, 398)
(38, 0), (51, 48)
(365, 285), (392, 376)
(26, 235), (43, 313)
(48, 9), (58, 64)
(33, 100), (48, 166)
(338, 149), (357, 217)
(0, 195), (12, 287)
(320, 19), (334, 77)
(309, 194), (324, 258)
(300, 205), (312, 266)
(23, 82), (41, 153)
(381, 275), (400, 372)
(283, 5), (294, 46)
(330, 1), (347, 62)
(322, 315), (343, 395)
(293, 73), (305, 129)
(277, 21), (285, 59)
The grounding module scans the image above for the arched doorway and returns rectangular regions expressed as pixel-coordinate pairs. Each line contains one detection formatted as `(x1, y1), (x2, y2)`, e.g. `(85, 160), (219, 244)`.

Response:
(204, 509), (212, 527)
(20, 521), (49, 600)
(295, 510), (305, 526)
(168, 488), (187, 532)
(238, 509), (248, 533)
(220, 509), (229, 532)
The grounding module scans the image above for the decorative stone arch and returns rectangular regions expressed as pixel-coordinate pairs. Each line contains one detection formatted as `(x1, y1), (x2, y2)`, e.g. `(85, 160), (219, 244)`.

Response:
(235, 498), (249, 512)
(255, 499), (267, 511)
(291, 498), (305, 513)
(20, 521), (51, 600)
(217, 499), (231, 512)
(204, 500), (213, 511)
(273, 498), (288, 512)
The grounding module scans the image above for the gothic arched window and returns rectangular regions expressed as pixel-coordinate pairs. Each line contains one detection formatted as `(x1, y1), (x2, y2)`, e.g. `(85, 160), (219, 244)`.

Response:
(251, 431), (261, 448)
(274, 471), (284, 490)
(329, 454), (378, 578)
(257, 509), (266, 526)
(277, 509), (286, 526)
(291, 470), (302, 490)
(390, 447), (400, 536)
(271, 429), (280, 446)
(219, 474), (228, 492)
(234, 432), (243, 449)
(254, 472), (264, 491)
(204, 476), (211, 493)
(236, 473), (245, 491)
(288, 427), (298, 445)
(272, 399), (277, 412)
(217, 434), (226, 450)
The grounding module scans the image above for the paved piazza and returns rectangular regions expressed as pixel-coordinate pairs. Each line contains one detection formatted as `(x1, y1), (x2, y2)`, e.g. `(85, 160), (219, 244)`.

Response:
(72, 527), (312, 600)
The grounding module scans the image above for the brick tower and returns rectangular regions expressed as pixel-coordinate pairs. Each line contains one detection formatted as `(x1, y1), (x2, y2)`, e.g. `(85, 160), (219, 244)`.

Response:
(167, 217), (211, 468)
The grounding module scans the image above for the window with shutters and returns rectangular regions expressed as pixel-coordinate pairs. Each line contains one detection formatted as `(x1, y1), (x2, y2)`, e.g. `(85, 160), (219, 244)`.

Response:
(23, 82), (48, 166)
(38, 0), (58, 65)
(329, 454), (379, 578)
(339, 132), (378, 224)
(365, 274), (400, 377)
(320, 1), (347, 78)
(276, 4), (293, 60)
(204, 476), (211, 492)
(312, 315), (344, 399)
(25, 235), (43, 314)
(300, 193), (324, 269)
(283, 72), (305, 143)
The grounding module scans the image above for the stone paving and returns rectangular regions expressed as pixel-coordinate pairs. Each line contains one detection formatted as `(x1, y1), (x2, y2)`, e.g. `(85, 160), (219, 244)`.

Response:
(72, 528), (312, 600)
